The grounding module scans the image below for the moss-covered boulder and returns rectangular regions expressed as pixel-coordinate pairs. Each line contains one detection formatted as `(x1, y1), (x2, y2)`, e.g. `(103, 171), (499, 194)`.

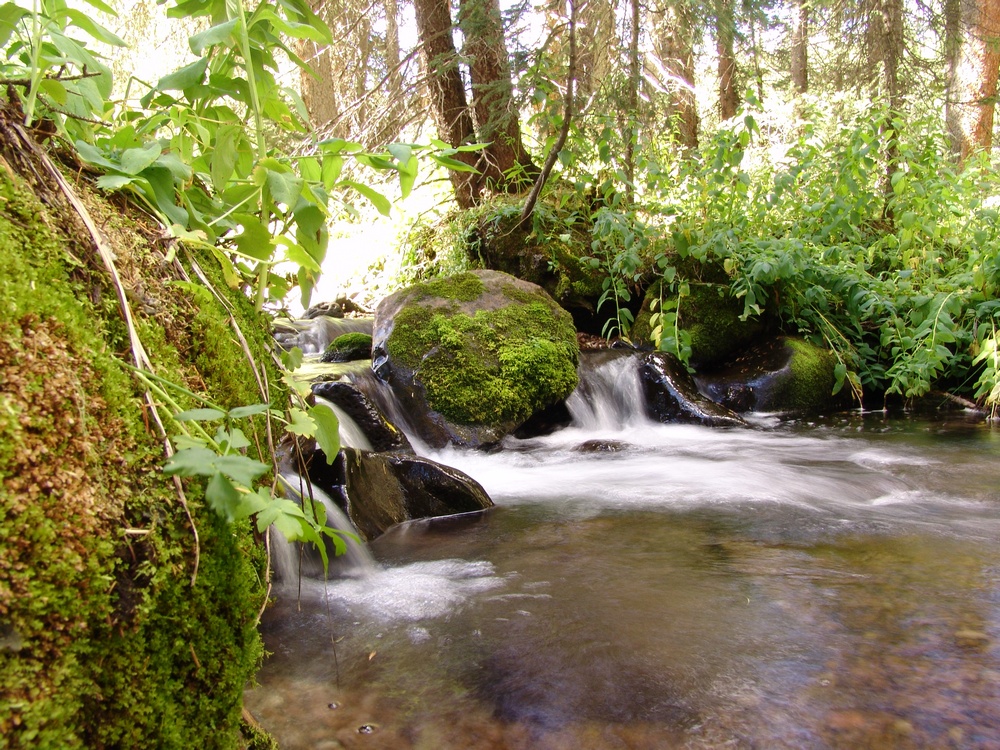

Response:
(320, 332), (373, 363)
(0, 124), (272, 747)
(372, 270), (580, 448)
(694, 336), (853, 414)
(630, 281), (764, 367)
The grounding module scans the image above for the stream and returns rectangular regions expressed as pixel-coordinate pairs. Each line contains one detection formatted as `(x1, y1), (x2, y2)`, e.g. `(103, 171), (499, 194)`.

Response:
(245, 356), (1000, 749)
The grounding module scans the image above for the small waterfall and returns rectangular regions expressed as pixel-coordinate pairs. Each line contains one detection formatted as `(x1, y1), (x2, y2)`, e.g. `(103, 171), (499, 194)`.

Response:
(313, 395), (373, 451)
(271, 473), (377, 582)
(273, 316), (374, 355)
(567, 351), (650, 431)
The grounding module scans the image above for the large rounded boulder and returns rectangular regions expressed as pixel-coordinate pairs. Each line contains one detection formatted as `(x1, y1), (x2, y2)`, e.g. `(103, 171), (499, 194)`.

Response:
(372, 270), (580, 448)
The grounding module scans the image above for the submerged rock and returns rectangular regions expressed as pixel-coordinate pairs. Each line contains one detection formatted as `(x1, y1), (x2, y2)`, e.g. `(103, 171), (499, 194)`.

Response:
(308, 448), (494, 540)
(694, 336), (852, 414)
(638, 352), (746, 427)
(371, 269), (579, 449)
(312, 381), (412, 453)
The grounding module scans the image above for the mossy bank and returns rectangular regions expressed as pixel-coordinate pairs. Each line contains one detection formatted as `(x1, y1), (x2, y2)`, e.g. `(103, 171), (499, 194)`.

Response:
(0, 154), (275, 746)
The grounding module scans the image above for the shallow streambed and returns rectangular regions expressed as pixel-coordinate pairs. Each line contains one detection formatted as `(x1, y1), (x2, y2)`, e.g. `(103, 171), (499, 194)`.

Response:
(246, 414), (1000, 749)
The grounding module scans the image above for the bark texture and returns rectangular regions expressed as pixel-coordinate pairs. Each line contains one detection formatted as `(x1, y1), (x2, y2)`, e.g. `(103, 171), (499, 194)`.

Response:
(947, 0), (1000, 160)
(413, 0), (481, 207)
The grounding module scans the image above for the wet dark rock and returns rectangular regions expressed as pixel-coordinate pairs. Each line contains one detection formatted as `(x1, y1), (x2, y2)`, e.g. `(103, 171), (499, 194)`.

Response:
(575, 440), (628, 453)
(312, 381), (412, 453)
(638, 352), (746, 427)
(304, 295), (368, 319)
(308, 447), (494, 540)
(320, 332), (372, 363)
(511, 401), (573, 439)
(694, 336), (852, 415)
(371, 269), (579, 449)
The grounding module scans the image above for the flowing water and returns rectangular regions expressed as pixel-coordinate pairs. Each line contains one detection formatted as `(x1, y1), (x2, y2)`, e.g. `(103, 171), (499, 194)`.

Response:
(246, 356), (1000, 749)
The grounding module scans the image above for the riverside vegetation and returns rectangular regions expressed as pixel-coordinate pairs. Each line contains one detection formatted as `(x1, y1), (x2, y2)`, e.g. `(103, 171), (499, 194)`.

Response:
(2, 0), (1000, 747)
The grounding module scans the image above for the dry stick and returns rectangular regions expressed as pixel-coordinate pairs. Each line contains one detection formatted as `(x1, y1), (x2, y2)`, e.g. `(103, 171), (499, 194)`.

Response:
(520, 0), (576, 229)
(10, 117), (203, 584)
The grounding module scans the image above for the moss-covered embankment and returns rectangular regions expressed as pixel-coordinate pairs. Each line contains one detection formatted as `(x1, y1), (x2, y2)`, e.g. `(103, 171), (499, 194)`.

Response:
(0, 152), (276, 747)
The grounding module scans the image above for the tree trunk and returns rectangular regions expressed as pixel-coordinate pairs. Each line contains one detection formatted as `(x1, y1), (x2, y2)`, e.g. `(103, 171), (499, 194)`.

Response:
(458, 0), (536, 189)
(624, 0), (641, 202)
(791, 0), (809, 95)
(716, 0), (739, 120)
(575, 0), (615, 99)
(947, 0), (1000, 160)
(654, 1), (699, 150)
(413, 0), (481, 207)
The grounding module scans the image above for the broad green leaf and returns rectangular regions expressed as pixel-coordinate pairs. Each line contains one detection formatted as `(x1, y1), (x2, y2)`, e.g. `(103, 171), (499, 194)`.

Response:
(429, 154), (479, 173)
(233, 487), (271, 521)
(285, 242), (322, 273)
(0, 4), (29, 48)
(96, 175), (135, 190)
(309, 403), (340, 463)
(281, 347), (304, 371)
(154, 151), (193, 181)
(213, 454), (270, 485)
(156, 58), (209, 92)
(321, 153), (343, 189)
(190, 19), (237, 54)
(164, 446), (221, 477)
(120, 142), (162, 175)
(285, 407), (315, 437)
(342, 180), (391, 216)
(229, 403), (271, 418)
(255, 497), (307, 537)
(206, 472), (243, 521)
(215, 426), (251, 451)
(76, 0), (118, 14)
(39, 78), (67, 105)
(211, 125), (240, 192)
(387, 143), (412, 163)
(74, 140), (120, 171)
(56, 8), (127, 46)
(265, 168), (304, 208)
(234, 220), (274, 262)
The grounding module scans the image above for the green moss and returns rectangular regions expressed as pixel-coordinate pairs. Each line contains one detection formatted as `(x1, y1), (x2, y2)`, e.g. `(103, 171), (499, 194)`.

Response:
(0, 172), (270, 748)
(386, 284), (579, 425)
(322, 332), (373, 362)
(781, 338), (839, 411)
(631, 281), (762, 365)
(417, 272), (485, 302)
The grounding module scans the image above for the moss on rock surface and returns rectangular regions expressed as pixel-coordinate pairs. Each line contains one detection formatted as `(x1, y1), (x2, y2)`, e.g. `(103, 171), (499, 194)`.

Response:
(321, 332), (373, 363)
(0, 159), (271, 746)
(631, 281), (763, 366)
(373, 270), (579, 446)
(694, 336), (849, 415)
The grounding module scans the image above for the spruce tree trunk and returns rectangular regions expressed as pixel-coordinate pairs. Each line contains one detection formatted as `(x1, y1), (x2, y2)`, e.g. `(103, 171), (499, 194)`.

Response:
(654, 1), (699, 150)
(947, 0), (1000, 160)
(458, 0), (537, 189)
(413, 0), (481, 207)
(716, 0), (739, 120)
(791, 0), (809, 95)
